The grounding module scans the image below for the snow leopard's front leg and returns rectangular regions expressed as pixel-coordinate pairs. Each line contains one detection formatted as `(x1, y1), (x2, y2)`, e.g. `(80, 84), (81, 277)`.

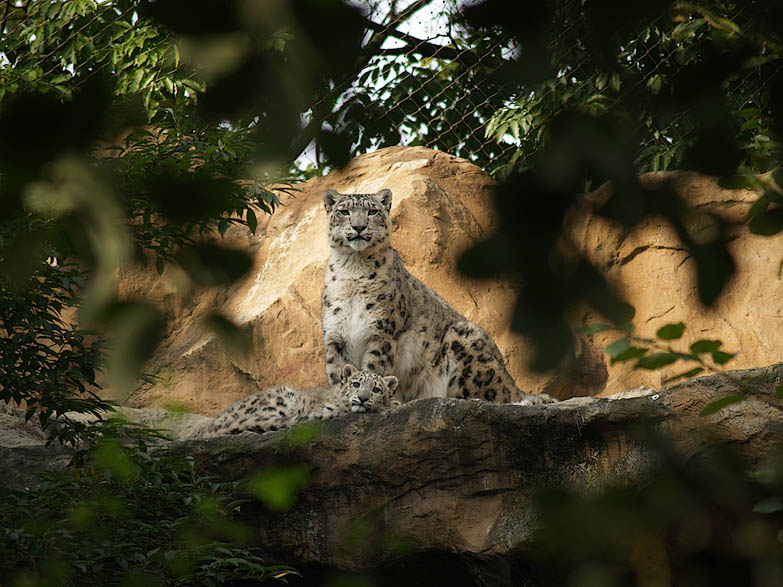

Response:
(324, 336), (350, 386)
(306, 401), (347, 421)
(361, 330), (397, 375)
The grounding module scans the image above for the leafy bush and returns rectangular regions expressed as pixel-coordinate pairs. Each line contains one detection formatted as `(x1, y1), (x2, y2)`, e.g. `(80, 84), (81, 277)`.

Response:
(0, 423), (297, 587)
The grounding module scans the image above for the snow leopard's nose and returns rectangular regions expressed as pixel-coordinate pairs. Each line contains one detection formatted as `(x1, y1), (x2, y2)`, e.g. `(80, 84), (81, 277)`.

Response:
(353, 390), (371, 404)
(352, 223), (366, 233)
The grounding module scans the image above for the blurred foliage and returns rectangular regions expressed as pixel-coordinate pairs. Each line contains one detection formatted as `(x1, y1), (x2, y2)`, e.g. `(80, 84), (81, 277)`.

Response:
(2, 1), (783, 584)
(296, 1), (783, 178)
(0, 1), (361, 584)
(0, 423), (298, 586)
(531, 443), (783, 587)
(478, 0), (783, 177)
(0, 0), (362, 412)
(456, 0), (783, 370)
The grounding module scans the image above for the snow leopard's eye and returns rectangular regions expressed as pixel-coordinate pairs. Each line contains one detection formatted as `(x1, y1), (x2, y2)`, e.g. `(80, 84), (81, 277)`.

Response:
(339, 210), (350, 216)
(368, 209), (378, 216)
(372, 387), (382, 394)
(351, 381), (360, 388)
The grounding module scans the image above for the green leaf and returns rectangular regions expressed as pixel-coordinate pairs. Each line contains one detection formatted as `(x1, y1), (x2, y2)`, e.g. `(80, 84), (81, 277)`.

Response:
(753, 496), (783, 514)
(247, 465), (310, 511)
(635, 353), (680, 370)
(620, 303), (636, 324)
(605, 338), (630, 360)
(776, 385), (783, 399)
(612, 347), (648, 363)
(576, 323), (611, 336)
(690, 340), (722, 354)
(177, 243), (252, 286)
(99, 301), (163, 391)
(699, 394), (745, 416)
(748, 194), (771, 219)
(740, 118), (762, 132)
(656, 322), (685, 340)
(772, 168), (783, 191)
(646, 74), (663, 94)
(718, 174), (757, 190)
(663, 367), (705, 384)
(711, 350), (735, 365)
(246, 208), (257, 234)
(710, 15), (741, 36)
(749, 209), (783, 236)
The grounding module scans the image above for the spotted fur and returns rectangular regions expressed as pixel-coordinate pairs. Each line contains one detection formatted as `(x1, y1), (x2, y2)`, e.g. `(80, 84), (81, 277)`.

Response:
(192, 365), (399, 438)
(322, 188), (553, 405)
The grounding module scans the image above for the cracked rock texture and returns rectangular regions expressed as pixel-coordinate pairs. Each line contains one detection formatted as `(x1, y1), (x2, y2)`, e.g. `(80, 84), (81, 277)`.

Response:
(114, 148), (783, 414)
(172, 365), (783, 581)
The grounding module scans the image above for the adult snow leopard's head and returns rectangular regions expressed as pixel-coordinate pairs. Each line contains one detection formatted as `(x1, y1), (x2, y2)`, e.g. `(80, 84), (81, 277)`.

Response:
(324, 189), (392, 252)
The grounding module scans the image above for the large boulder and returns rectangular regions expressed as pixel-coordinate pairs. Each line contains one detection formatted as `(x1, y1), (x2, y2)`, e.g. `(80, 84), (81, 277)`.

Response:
(117, 148), (783, 414)
(123, 146), (551, 415)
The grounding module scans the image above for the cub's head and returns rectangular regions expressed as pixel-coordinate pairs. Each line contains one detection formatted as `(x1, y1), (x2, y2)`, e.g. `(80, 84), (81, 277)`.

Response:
(323, 189), (393, 252)
(339, 363), (399, 413)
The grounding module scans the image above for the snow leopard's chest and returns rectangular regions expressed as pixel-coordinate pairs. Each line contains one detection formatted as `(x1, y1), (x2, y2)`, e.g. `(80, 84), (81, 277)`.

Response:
(324, 260), (409, 362)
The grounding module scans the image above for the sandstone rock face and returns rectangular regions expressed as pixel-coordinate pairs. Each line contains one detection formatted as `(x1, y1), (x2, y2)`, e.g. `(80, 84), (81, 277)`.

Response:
(119, 148), (783, 414)
(174, 365), (783, 576)
(567, 171), (783, 396)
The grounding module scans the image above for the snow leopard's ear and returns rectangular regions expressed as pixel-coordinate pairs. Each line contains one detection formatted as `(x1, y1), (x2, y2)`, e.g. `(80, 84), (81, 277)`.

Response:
(383, 375), (398, 393)
(342, 363), (359, 380)
(324, 189), (340, 213)
(376, 189), (392, 213)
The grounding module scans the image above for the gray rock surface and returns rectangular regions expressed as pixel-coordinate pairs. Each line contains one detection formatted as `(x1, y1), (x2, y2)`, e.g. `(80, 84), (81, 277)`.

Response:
(2, 364), (782, 584)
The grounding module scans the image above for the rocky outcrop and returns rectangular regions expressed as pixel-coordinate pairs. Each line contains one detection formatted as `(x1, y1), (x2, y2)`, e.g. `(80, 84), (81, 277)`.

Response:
(114, 148), (783, 414)
(173, 364), (783, 582)
(4, 364), (783, 584)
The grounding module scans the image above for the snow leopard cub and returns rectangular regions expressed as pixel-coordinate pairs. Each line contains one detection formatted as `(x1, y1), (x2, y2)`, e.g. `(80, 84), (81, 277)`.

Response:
(192, 365), (399, 439)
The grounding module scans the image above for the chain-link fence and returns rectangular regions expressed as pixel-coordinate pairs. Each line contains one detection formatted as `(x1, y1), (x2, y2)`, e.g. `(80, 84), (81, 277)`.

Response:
(297, 0), (520, 174)
(2, 0), (780, 179)
(0, 1), (204, 124)
(298, 0), (783, 178)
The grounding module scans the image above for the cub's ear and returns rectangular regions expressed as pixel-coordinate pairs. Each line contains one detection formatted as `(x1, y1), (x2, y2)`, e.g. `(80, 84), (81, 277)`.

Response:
(376, 189), (392, 212)
(383, 375), (398, 393)
(342, 363), (359, 380)
(324, 189), (340, 212)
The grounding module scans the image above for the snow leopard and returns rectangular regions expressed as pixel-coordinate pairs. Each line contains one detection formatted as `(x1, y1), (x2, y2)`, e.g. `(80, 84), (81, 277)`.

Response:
(192, 364), (399, 438)
(321, 188), (553, 405)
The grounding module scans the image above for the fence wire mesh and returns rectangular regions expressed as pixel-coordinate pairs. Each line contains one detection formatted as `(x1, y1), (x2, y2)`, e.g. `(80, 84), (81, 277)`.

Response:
(298, 0), (521, 174)
(1, 0), (780, 179)
(299, 0), (783, 178)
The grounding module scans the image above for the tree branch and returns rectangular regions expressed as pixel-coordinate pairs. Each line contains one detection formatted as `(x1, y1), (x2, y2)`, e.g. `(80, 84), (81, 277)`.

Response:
(287, 0), (509, 162)
(362, 19), (506, 70)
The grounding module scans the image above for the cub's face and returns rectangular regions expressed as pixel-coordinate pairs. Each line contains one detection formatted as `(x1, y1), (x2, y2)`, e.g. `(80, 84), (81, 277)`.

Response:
(340, 364), (399, 413)
(324, 189), (393, 252)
